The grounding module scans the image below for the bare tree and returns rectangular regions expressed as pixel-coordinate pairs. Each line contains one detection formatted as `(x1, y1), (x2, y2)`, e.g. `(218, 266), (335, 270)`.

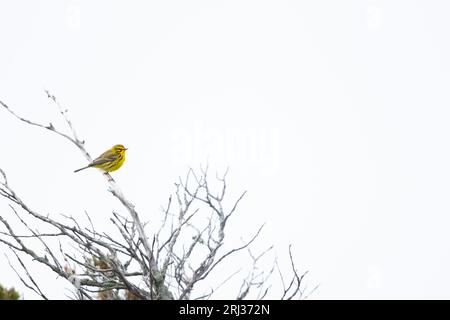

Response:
(0, 92), (314, 300)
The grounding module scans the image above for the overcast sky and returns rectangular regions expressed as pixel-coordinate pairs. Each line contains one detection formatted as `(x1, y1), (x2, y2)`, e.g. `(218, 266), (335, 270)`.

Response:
(1, 0), (450, 299)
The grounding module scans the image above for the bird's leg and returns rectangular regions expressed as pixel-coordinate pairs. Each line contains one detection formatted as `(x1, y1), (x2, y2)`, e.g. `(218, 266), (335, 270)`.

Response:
(104, 172), (113, 182)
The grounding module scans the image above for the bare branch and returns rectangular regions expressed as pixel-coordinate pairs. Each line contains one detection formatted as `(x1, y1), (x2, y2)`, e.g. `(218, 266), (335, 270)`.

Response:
(0, 93), (313, 300)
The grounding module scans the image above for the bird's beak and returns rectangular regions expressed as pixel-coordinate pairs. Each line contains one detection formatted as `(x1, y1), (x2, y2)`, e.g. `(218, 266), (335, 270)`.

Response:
(125, 148), (128, 150)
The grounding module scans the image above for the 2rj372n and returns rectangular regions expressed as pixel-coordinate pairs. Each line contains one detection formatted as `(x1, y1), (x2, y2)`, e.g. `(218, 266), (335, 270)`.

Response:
(222, 304), (270, 317)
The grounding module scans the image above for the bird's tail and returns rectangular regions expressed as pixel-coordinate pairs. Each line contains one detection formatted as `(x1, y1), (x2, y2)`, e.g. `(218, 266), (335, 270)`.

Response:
(74, 165), (90, 173)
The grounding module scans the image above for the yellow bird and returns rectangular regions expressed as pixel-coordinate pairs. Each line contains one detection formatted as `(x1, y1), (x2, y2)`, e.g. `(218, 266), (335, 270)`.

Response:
(74, 144), (127, 173)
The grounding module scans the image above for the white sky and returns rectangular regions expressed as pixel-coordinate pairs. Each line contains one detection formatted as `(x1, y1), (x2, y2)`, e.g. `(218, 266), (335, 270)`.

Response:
(1, 0), (450, 299)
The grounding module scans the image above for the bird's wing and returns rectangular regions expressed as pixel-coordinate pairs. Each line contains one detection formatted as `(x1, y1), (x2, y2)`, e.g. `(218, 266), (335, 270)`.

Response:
(90, 149), (119, 166)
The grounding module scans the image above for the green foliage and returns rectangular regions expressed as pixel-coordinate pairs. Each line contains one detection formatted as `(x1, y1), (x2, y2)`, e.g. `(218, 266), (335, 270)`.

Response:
(0, 284), (20, 300)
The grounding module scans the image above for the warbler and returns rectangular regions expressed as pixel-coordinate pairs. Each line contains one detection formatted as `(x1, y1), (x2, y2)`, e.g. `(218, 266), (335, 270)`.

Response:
(74, 144), (127, 173)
